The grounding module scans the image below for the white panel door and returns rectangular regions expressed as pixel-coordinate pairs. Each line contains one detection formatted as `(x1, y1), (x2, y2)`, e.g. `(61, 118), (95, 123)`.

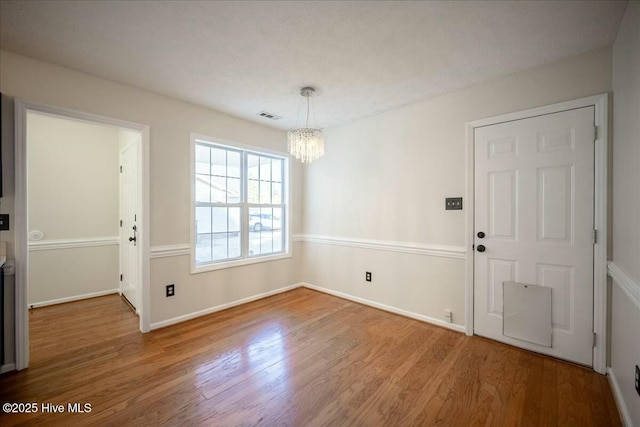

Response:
(474, 106), (595, 366)
(119, 142), (139, 311)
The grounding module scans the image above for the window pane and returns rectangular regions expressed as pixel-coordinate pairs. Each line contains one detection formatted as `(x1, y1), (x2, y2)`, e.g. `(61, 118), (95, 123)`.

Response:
(194, 140), (287, 266)
(211, 176), (226, 203)
(211, 148), (226, 176)
(227, 178), (241, 203)
(228, 151), (241, 178)
(248, 180), (259, 204)
(228, 233), (241, 258)
(196, 234), (212, 264)
(195, 175), (211, 203)
(228, 207), (240, 233)
(272, 182), (282, 205)
(260, 181), (271, 204)
(261, 231), (273, 254)
(273, 207), (282, 230)
(249, 207), (261, 232)
(195, 145), (210, 175)
(196, 207), (212, 234)
(260, 157), (271, 181)
(212, 234), (228, 261)
(272, 159), (282, 182)
(212, 207), (228, 233)
(248, 154), (259, 180)
(273, 230), (283, 252)
(248, 230), (260, 256)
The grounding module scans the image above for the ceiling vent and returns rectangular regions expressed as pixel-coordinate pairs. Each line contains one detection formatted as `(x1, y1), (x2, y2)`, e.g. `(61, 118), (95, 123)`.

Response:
(258, 111), (282, 121)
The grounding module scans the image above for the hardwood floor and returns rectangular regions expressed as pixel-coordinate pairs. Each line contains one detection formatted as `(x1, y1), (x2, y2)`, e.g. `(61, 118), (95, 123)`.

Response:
(0, 288), (621, 426)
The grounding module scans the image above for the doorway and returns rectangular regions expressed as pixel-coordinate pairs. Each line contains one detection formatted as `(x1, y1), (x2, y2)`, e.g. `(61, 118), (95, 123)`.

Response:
(464, 94), (608, 373)
(14, 100), (150, 370)
(119, 131), (141, 311)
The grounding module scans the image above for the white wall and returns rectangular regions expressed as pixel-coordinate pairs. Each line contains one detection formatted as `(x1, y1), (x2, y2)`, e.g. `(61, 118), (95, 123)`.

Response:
(609, 2), (640, 425)
(0, 50), (302, 331)
(26, 112), (120, 305)
(302, 47), (612, 327)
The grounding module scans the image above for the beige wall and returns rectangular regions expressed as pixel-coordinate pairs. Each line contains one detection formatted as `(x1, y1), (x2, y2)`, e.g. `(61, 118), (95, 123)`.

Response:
(610, 2), (640, 425)
(29, 247), (119, 305)
(302, 47), (612, 327)
(0, 50), (302, 331)
(28, 112), (119, 239)
(26, 112), (120, 305)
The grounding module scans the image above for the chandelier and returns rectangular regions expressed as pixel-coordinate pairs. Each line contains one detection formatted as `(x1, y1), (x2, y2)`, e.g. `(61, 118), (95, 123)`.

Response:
(287, 87), (324, 163)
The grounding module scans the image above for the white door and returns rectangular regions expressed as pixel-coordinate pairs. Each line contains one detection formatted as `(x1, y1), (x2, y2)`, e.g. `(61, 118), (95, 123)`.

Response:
(119, 142), (139, 311)
(473, 106), (595, 366)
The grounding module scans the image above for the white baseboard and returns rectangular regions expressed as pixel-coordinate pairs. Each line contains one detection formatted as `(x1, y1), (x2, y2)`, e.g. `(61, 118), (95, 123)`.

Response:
(150, 282), (466, 334)
(301, 282), (466, 333)
(607, 367), (632, 426)
(1, 363), (16, 374)
(30, 289), (119, 308)
(150, 283), (302, 330)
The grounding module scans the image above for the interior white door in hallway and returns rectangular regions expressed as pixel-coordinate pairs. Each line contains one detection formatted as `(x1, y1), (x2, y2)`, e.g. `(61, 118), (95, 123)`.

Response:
(119, 141), (139, 311)
(473, 106), (595, 366)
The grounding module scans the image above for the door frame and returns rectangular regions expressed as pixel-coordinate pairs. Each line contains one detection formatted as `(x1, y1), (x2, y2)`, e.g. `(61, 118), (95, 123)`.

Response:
(464, 94), (608, 374)
(14, 99), (151, 371)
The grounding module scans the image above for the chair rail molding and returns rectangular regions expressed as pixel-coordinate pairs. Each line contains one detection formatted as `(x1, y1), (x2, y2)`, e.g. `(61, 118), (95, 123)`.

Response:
(28, 236), (119, 251)
(294, 234), (466, 259)
(608, 261), (640, 310)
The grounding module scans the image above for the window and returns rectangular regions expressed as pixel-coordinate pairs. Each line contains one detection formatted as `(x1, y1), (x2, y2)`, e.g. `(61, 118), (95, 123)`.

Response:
(192, 135), (289, 272)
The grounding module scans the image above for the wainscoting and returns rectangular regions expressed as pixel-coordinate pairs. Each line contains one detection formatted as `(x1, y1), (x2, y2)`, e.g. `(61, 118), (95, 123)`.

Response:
(28, 237), (120, 307)
(607, 261), (640, 426)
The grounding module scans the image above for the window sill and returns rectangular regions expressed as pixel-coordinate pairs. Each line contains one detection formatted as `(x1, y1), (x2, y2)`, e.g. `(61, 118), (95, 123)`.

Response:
(191, 252), (292, 274)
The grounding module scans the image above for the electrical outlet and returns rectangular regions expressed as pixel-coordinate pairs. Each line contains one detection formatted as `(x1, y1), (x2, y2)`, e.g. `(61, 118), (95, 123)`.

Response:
(445, 197), (463, 210)
(166, 284), (175, 297)
(365, 272), (372, 282)
(635, 365), (639, 396)
(444, 309), (452, 323)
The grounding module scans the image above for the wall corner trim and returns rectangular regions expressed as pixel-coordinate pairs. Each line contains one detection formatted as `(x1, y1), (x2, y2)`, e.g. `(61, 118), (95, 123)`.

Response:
(607, 367), (633, 427)
(608, 261), (640, 310)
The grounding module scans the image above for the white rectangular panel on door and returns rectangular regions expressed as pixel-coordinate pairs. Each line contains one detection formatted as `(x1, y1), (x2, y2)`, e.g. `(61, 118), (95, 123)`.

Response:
(503, 281), (552, 347)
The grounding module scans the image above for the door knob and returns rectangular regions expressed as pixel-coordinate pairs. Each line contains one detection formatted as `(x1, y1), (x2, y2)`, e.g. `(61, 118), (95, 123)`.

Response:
(129, 236), (136, 242)
(477, 244), (486, 252)
(477, 231), (485, 238)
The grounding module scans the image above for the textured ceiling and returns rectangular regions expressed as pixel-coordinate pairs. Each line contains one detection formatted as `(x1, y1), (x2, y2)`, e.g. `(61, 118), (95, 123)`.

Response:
(0, 1), (628, 130)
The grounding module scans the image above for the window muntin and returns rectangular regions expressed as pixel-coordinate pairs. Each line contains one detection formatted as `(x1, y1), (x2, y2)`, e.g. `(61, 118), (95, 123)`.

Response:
(194, 139), (287, 268)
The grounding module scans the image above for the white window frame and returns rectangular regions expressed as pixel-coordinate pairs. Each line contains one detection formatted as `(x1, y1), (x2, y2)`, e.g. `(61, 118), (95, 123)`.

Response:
(190, 133), (291, 274)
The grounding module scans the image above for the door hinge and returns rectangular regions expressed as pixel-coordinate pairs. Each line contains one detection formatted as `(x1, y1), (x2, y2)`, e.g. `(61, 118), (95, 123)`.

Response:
(120, 165), (123, 173)
(593, 229), (598, 244)
(120, 274), (123, 281)
(593, 332), (597, 347)
(119, 220), (123, 227)
(594, 126), (599, 140)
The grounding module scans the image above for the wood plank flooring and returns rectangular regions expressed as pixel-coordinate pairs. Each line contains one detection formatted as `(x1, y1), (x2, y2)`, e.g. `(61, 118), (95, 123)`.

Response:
(0, 288), (621, 426)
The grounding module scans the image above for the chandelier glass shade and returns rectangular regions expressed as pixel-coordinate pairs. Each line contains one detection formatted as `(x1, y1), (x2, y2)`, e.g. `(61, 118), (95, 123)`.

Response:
(287, 87), (324, 163)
